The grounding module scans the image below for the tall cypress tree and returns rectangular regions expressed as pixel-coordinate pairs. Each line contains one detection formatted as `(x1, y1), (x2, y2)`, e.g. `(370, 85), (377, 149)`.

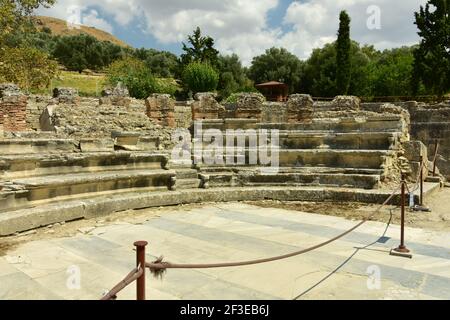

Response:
(336, 11), (352, 95)
(412, 0), (450, 96)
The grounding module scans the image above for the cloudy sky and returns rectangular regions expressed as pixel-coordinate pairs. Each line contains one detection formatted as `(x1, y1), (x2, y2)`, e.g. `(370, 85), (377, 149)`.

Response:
(38, 0), (427, 65)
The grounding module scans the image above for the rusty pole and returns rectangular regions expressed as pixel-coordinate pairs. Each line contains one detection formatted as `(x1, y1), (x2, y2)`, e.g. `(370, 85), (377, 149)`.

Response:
(134, 241), (148, 300)
(420, 155), (424, 206)
(394, 174), (410, 253)
(433, 139), (439, 176)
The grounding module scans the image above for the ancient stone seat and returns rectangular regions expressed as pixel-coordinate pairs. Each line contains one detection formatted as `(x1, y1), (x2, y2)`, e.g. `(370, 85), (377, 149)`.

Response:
(0, 149), (174, 213)
(195, 112), (404, 190)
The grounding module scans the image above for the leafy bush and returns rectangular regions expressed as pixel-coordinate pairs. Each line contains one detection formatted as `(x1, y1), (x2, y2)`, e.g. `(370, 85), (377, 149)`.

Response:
(155, 78), (180, 96)
(106, 57), (157, 99)
(182, 62), (219, 93)
(0, 46), (59, 91)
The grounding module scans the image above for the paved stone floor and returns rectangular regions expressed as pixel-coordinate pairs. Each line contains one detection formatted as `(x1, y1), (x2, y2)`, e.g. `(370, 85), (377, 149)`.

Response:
(0, 203), (449, 300)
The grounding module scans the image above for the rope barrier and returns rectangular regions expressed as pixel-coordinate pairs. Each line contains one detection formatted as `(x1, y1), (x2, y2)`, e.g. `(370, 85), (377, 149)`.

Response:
(146, 185), (400, 278)
(101, 265), (143, 300)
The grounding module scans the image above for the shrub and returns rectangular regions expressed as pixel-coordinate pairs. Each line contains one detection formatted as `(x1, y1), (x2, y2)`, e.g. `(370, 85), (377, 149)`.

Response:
(106, 57), (157, 99)
(182, 62), (219, 93)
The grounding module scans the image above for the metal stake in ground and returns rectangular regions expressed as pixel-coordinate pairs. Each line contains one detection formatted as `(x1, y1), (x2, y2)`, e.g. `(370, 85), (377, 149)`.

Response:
(420, 155), (424, 206)
(391, 174), (412, 258)
(134, 241), (148, 300)
(433, 139), (439, 176)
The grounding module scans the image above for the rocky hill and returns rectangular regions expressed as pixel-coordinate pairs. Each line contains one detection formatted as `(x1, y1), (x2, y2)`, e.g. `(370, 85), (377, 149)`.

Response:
(34, 16), (129, 48)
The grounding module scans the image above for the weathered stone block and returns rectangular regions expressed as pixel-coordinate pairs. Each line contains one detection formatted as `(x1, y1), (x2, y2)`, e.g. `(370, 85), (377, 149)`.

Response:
(0, 85), (28, 132)
(0, 83), (21, 97)
(39, 105), (58, 132)
(145, 94), (176, 127)
(403, 141), (428, 162)
(100, 83), (131, 107)
(331, 95), (361, 111)
(191, 92), (224, 120)
(234, 93), (264, 120)
(53, 87), (79, 104)
(287, 94), (314, 123)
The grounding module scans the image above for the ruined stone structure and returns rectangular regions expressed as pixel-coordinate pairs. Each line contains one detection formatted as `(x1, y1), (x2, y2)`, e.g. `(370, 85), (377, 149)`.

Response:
(332, 95), (361, 111)
(286, 94), (314, 123)
(53, 87), (80, 105)
(0, 84), (28, 132)
(363, 100), (450, 180)
(191, 93), (225, 120)
(0, 87), (445, 236)
(234, 93), (265, 120)
(145, 94), (176, 128)
(100, 83), (131, 107)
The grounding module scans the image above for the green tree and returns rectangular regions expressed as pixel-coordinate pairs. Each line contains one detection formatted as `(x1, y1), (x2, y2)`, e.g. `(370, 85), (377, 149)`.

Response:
(336, 10), (352, 94)
(0, 46), (59, 91)
(106, 57), (157, 99)
(181, 27), (219, 67)
(301, 41), (380, 97)
(217, 54), (254, 99)
(0, 0), (55, 44)
(134, 48), (180, 78)
(248, 47), (303, 93)
(368, 47), (415, 97)
(52, 34), (124, 72)
(182, 62), (219, 93)
(412, 0), (450, 96)
(302, 43), (337, 96)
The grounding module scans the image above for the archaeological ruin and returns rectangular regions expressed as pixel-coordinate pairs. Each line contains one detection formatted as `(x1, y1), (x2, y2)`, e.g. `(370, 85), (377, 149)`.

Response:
(0, 83), (448, 236)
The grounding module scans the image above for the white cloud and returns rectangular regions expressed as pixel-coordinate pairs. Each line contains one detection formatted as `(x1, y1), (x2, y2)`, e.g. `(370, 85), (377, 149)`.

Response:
(82, 9), (113, 33)
(39, 0), (428, 65)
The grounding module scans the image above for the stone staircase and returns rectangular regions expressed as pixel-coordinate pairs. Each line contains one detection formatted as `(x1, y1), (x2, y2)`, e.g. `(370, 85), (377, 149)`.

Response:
(0, 135), (176, 233)
(195, 115), (405, 191)
(0, 105), (440, 236)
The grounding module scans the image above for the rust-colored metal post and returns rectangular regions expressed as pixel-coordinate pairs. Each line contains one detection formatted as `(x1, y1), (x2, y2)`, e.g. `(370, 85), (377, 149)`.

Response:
(433, 139), (439, 176)
(420, 155), (424, 206)
(134, 241), (148, 300)
(394, 174), (410, 253)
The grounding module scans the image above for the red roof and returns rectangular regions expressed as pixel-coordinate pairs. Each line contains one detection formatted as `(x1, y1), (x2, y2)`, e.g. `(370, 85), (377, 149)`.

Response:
(255, 81), (288, 87)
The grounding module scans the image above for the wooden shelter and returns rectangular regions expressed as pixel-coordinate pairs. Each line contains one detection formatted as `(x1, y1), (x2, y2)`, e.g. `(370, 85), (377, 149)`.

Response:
(255, 81), (289, 102)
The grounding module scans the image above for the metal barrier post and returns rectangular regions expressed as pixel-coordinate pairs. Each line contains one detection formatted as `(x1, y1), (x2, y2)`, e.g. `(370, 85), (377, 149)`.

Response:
(391, 174), (411, 257)
(433, 139), (439, 176)
(134, 241), (148, 300)
(420, 155), (424, 206)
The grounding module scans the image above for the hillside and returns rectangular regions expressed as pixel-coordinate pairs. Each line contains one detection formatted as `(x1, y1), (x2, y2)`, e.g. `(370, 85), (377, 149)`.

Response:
(34, 16), (129, 48)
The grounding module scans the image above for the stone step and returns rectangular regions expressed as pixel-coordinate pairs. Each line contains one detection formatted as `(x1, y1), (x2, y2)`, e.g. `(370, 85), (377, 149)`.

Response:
(279, 132), (397, 150)
(0, 139), (79, 154)
(175, 169), (199, 179)
(257, 117), (405, 132)
(242, 173), (380, 189)
(176, 178), (201, 190)
(197, 149), (391, 169)
(0, 169), (175, 212)
(278, 150), (391, 169)
(2, 184), (437, 236)
(0, 152), (169, 179)
(199, 166), (384, 175)
(196, 132), (398, 151)
(197, 116), (405, 133)
(205, 172), (380, 189)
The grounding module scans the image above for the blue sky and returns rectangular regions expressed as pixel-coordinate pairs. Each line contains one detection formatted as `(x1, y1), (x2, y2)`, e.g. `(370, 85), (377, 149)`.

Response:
(39, 0), (427, 65)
